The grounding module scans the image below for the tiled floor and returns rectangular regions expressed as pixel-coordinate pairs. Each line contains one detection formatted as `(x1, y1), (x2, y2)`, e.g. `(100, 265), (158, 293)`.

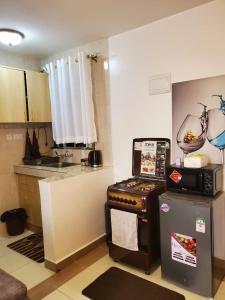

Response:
(1, 232), (225, 299)
(43, 255), (225, 300)
(0, 230), (54, 289)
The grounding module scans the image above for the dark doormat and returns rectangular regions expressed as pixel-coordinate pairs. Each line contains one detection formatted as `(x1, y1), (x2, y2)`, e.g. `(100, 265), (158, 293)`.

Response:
(82, 267), (185, 300)
(7, 233), (44, 263)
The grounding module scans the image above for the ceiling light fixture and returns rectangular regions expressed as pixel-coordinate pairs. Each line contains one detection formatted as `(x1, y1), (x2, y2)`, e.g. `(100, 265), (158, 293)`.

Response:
(0, 29), (24, 46)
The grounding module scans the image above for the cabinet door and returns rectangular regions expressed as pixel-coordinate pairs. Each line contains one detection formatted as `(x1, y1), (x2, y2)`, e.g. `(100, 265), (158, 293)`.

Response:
(0, 67), (27, 122)
(17, 174), (42, 229)
(26, 71), (52, 122)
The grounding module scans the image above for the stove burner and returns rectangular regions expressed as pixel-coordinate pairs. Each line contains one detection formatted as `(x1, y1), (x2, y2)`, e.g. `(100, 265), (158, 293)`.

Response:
(116, 179), (158, 193)
(126, 181), (139, 188)
(132, 183), (157, 192)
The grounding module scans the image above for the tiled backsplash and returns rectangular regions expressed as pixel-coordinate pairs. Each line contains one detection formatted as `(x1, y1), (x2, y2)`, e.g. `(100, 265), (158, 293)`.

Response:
(0, 127), (53, 234)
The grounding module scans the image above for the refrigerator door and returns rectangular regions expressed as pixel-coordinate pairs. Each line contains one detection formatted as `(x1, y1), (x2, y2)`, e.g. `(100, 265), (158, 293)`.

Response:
(159, 192), (212, 297)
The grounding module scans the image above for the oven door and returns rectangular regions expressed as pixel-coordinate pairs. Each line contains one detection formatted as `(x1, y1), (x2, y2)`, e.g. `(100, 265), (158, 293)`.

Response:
(167, 167), (203, 194)
(105, 205), (149, 251)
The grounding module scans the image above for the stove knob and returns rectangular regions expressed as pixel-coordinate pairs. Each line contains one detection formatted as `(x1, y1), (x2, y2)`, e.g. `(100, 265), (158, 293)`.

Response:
(128, 200), (132, 204)
(132, 201), (137, 205)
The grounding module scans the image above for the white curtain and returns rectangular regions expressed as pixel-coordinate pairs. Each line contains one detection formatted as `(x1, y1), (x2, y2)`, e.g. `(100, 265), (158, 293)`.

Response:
(44, 51), (97, 145)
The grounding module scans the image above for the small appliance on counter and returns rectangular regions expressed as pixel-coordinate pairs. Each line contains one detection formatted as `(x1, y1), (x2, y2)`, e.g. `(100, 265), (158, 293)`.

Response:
(88, 149), (102, 167)
(105, 138), (170, 274)
(166, 163), (223, 196)
(183, 153), (208, 168)
(159, 191), (225, 298)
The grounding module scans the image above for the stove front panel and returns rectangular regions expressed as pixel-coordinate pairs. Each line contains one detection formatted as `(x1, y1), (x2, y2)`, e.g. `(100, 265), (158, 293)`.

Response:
(107, 191), (146, 212)
(107, 178), (165, 213)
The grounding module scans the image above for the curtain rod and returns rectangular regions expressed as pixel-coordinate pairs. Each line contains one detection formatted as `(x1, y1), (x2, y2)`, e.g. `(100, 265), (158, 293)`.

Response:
(86, 53), (98, 62)
(42, 53), (99, 69)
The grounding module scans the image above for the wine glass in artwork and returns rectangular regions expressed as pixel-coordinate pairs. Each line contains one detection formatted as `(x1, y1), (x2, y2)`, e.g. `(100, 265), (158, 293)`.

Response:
(177, 114), (208, 157)
(207, 108), (225, 164)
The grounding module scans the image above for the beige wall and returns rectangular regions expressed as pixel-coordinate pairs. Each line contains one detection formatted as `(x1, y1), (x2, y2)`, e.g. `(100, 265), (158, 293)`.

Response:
(0, 51), (51, 234)
(92, 57), (112, 166)
(108, 0), (225, 180)
(0, 49), (40, 71)
(0, 127), (53, 234)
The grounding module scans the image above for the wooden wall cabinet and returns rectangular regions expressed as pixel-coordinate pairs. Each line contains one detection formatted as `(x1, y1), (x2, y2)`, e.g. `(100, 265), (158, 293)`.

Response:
(17, 174), (42, 232)
(0, 66), (51, 123)
(26, 71), (52, 122)
(0, 67), (27, 122)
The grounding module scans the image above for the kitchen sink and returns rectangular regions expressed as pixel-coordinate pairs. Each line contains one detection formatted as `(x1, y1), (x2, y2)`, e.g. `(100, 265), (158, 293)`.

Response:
(42, 162), (80, 168)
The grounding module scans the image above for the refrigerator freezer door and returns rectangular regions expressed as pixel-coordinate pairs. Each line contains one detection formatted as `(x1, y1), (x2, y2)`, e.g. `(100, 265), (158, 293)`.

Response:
(159, 192), (212, 297)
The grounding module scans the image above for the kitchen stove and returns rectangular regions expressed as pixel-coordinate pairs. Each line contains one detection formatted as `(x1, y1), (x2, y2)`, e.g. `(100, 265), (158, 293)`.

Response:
(108, 178), (165, 213)
(105, 138), (170, 274)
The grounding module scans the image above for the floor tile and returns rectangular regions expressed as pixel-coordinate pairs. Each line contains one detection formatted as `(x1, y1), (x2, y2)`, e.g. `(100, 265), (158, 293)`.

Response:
(58, 269), (99, 300)
(215, 282), (225, 300)
(0, 251), (31, 273)
(43, 290), (83, 300)
(11, 262), (54, 289)
(0, 244), (14, 257)
(85, 255), (208, 300)
(0, 230), (33, 246)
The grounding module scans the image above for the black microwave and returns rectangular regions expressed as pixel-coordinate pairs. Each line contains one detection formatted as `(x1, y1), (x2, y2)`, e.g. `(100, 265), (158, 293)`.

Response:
(166, 164), (223, 196)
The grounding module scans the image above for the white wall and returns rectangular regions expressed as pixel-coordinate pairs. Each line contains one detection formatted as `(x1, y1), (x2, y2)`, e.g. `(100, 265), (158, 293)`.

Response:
(0, 49), (40, 70)
(109, 0), (225, 181)
(39, 167), (113, 264)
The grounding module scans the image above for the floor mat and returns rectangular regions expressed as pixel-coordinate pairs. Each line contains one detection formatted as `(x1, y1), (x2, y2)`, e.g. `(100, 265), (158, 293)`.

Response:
(82, 267), (185, 300)
(7, 233), (44, 263)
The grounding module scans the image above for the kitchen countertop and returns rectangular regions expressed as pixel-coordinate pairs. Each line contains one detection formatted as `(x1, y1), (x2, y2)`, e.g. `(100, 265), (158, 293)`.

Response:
(14, 164), (108, 182)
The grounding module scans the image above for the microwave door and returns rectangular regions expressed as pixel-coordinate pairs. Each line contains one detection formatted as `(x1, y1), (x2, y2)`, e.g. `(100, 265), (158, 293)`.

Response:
(168, 171), (203, 193)
(182, 173), (204, 193)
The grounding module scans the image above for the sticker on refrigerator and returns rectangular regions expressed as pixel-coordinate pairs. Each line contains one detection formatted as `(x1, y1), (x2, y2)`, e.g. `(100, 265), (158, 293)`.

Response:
(160, 203), (170, 213)
(171, 232), (197, 267)
(196, 217), (205, 233)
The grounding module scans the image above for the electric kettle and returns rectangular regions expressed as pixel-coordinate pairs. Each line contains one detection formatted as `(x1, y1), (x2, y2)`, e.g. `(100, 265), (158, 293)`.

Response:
(88, 150), (102, 167)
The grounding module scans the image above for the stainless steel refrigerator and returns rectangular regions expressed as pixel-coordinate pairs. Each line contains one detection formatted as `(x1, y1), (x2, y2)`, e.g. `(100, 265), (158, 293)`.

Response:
(159, 191), (225, 298)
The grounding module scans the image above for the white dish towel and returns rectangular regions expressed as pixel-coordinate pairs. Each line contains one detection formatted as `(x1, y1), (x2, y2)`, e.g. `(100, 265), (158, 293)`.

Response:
(110, 208), (138, 251)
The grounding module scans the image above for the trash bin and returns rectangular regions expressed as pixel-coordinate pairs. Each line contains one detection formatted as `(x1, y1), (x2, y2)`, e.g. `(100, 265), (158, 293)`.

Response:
(0, 208), (27, 236)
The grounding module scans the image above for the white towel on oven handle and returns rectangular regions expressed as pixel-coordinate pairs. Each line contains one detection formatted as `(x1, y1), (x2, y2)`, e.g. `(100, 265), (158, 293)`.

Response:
(110, 208), (138, 251)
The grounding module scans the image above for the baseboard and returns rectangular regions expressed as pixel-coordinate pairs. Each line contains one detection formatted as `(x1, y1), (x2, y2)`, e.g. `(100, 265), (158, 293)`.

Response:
(45, 235), (106, 272)
(26, 223), (42, 234)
